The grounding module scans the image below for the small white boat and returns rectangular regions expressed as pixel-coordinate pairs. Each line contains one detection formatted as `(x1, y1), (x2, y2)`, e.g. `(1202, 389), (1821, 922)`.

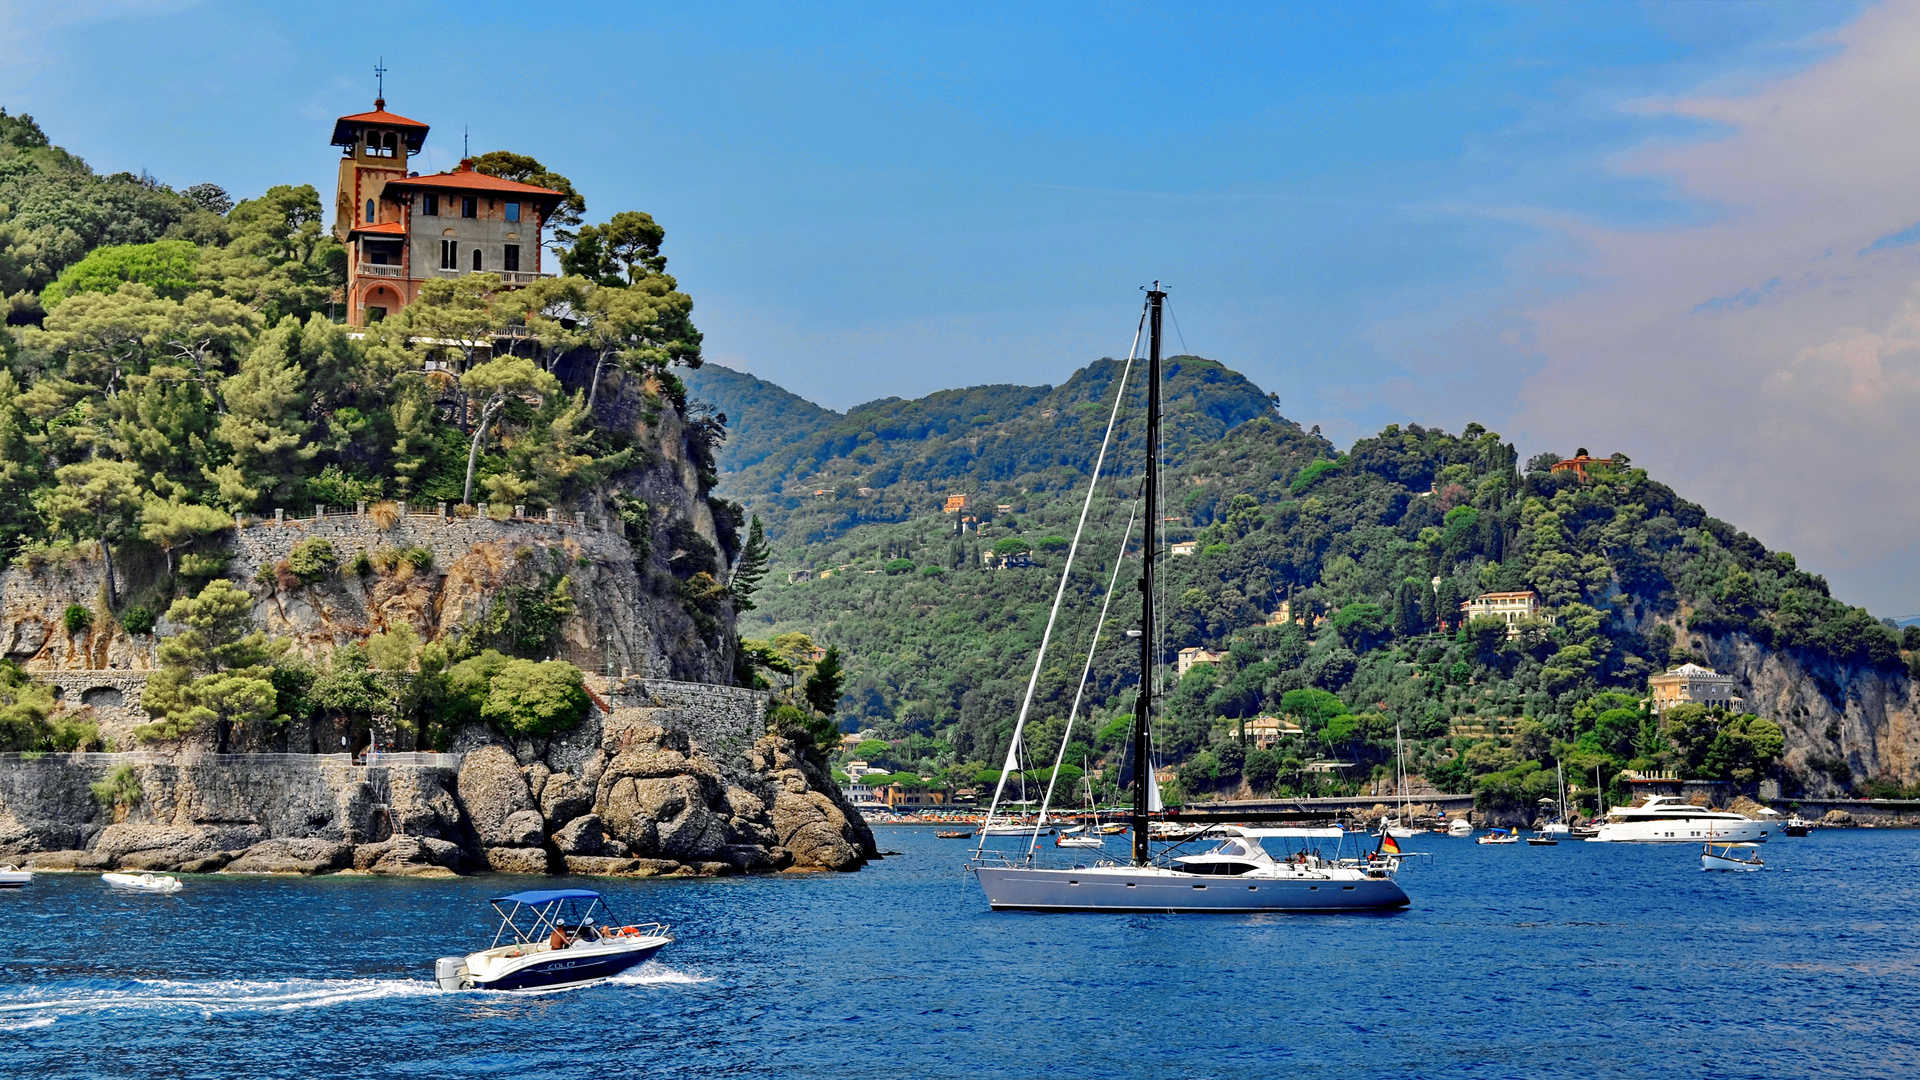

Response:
(977, 823), (1053, 837)
(1055, 834), (1104, 848)
(436, 889), (672, 993)
(0, 865), (32, 888)
(1477, 828), (1519, 846)
(1377, 814), (1419, 840)
(102, 871), (183, 894)
(1701, 842), (1764, 872)
(1447, 819), (1473, 837)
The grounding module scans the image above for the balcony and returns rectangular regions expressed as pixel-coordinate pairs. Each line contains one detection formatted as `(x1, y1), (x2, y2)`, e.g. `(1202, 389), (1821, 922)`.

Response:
(430, 267), (553, 286)
(355, 262), (405, 279)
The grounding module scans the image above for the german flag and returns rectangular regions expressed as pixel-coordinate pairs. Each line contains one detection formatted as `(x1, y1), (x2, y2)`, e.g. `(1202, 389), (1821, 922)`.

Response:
(1377, 832), (1402, 856)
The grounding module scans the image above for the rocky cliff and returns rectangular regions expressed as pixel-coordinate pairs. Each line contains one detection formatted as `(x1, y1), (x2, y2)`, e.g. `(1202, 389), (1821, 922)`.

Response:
(0, 676), (876, 877)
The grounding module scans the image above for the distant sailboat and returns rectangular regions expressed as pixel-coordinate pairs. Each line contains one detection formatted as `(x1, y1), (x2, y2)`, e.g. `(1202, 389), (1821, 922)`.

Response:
(970, 286), (1409, 913)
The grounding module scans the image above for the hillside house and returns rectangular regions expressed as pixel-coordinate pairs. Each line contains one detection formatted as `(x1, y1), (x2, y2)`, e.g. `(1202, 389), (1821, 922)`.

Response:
(331, 97), (565, 327)
(1170, 541), (1199, 557)
(1461, 591), (1555, 636)
(1550, 452), (1618, 482)
(1243, 716), (1304, 748)
(943, 494), (971, 513)
(787, 570), (814, 584)
(1176, 647), (1227, 679)
(1648, 663), (1742, 714)
(996, 504), (1015, 514)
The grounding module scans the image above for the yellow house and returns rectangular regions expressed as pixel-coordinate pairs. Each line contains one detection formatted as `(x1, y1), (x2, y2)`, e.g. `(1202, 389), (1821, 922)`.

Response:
(1648, 663), (1741, 714)
(1460, 590), (1555, 636)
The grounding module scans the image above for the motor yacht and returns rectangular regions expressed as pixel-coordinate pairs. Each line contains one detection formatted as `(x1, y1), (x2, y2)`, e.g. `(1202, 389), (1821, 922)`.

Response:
(1446, 818), (1473, 837)
(975, 827), (1409, 912)
(1782, 816), (1814, 837)
(0, 865), (31, 888)
(1587, 795), (1769, 843)
(102, 872), (182, 894)
(435, 889), (672, 993)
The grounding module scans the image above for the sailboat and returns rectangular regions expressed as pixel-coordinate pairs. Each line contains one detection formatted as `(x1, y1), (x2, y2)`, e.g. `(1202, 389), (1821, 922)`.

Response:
(1536, 760), (1571, 838)
(1377, 718), (1418, 839)
(970, 286), (1410, 913)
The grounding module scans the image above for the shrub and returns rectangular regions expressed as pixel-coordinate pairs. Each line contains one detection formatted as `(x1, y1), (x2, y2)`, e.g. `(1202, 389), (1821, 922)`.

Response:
(350, 550), (373, 576)
(479, 658), (588, 736)
(368, 501), (402, 529)
(178, 552), (231, 579)
(883, 558), (915, 575)
(287, 537), (338, 584)
(401, 546), (434, 572)
(119, 605), (155, 636)
(63, 605), (93, 636)
(254, 563), (277, 587)
(89, 765), (143, 810)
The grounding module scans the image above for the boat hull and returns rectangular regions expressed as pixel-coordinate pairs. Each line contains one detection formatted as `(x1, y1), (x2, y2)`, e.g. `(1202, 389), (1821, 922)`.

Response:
(471, 938), (668, 992)
(1701, 854), (1763, 872)
(1588, 819), (1769, 843)
(973, 864), (1409, 913)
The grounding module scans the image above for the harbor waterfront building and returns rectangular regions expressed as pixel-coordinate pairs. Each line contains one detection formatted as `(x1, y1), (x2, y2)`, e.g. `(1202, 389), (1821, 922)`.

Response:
(1460, 590), (1556, 636)
(331, 97), (566, 327)
(1648, 663), (1742, 714)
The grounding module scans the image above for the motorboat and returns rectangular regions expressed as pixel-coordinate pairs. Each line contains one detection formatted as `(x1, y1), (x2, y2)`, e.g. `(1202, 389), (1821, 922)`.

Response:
(1782, 816), (1814, 837)
(975, 827), (1410, 913)
(0, 865), (31, 888)
(1701, 842), (1764, 872)
(1098, 823), (1129, 835)
(936, 830), (971, 839)
(1446, 819), (1473, 837)
(1587, 795), (1769, 843)
(1056, 834), (1104, 849)
(978, 823), (1053, 837)
(435, 889), (672, 993)
(1569, 823), (1600, 840)
(1477, 828), (1518, 845)
(1525, 834), (1559, 847)
(102, 872), (182, 894)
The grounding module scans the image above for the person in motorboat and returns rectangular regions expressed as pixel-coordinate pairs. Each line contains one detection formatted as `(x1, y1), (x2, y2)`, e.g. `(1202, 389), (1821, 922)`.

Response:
(436, 890), (672, 993)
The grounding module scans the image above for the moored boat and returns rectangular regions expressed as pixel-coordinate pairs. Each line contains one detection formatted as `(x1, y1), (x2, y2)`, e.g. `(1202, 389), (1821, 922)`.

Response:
(1701, 842), (1764, 872)
(102, 871), (182, 894)
(1477, 828), (1518, 845)
(1587, 795), (1769, 844)
(0, 865), (32, 888)
(435, 889), (671, 993)
(1446, 818), (1473, 837)
(936, 830), (971, 839)
(1782, 816), (1813, 837)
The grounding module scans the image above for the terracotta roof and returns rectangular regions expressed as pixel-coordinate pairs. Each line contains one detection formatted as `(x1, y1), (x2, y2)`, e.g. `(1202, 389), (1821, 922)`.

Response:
(348, 221), (407, 238)
(383, 161), (563, 202)
(331, 100), (430, 150)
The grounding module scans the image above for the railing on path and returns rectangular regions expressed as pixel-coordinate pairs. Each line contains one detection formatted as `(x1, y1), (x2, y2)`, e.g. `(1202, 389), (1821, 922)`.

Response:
(0, 751), (461, 768)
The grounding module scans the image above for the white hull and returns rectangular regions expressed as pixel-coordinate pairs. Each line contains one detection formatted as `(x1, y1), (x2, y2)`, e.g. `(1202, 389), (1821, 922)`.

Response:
(1055, 836), (1104, 848)
(1446, 820), (1473, 837)
(102, 872), (182, 894)
(973, 863), (1409, 913)
(1701, 853), (1763, 872)
(1588, 818), (1769, 843)
(0, 866), (31, 888)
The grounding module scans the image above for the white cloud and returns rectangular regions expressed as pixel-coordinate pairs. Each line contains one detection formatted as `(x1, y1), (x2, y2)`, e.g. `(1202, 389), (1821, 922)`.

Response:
(1503, 2), (1920, 613)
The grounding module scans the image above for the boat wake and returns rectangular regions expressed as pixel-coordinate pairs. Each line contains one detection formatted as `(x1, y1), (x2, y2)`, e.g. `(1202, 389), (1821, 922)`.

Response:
(605, 961), (711, 987)
(0, 975), (441, 1024)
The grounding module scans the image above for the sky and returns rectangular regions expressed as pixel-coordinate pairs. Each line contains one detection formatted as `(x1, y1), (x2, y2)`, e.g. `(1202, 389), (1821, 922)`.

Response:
(4, 1), (1918, 614)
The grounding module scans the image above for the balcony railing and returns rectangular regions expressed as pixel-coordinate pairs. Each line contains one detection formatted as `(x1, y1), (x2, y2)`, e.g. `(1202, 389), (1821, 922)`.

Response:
(430, 267), (553, 285)
(356, 262), (404, 278)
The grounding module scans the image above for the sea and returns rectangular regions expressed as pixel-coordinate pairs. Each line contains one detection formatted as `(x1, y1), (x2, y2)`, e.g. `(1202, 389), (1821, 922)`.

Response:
(1, 826), (1914, 1079)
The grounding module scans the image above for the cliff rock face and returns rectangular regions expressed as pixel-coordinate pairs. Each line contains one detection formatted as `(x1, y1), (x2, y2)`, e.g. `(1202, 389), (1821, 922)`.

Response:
(1638, 613), (1920, 794)
(0, 686), (875, 877)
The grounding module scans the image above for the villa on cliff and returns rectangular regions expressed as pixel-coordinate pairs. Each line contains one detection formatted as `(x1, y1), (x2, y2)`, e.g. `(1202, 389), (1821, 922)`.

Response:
(1460, 590), (1556, 637)
(1648, 663), (1742, 714)
(331, 98), (566, 327)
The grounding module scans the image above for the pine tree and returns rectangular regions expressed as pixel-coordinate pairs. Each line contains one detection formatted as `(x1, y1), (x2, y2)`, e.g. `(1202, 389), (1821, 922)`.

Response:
(729, 516), (770, 611)
(137, 578), (287, 744)
(208, 316), (313, 510)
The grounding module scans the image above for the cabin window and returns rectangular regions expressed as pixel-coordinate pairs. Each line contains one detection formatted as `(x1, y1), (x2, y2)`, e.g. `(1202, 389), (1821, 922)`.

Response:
(365, 198), (376, 224)
(422, 194), (439, 217)
(503, 244), (520, 272)
(441, 240), (458, 270)
(462, 196), (477, 219)
(504, 201), (520, 223)
(471, 248), (483, 271)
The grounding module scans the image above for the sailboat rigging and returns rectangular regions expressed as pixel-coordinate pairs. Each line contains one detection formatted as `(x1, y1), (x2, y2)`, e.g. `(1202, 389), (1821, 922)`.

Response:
(968, 286), (1410, 913)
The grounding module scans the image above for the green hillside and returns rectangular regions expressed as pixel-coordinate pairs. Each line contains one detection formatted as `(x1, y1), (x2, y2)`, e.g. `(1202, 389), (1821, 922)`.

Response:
(733, 359), (1916, 810)
(681, 362), (839, 472)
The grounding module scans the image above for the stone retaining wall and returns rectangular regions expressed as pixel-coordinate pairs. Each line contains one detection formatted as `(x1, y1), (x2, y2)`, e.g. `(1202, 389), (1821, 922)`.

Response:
(595, 676), (768, 763)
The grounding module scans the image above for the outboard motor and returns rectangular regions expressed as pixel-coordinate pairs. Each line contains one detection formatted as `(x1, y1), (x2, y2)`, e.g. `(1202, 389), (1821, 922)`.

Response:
(435, 956), (472, 991)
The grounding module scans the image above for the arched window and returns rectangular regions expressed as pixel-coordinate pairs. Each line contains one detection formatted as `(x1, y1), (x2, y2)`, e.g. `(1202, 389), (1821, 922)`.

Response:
(471, 248), (483, 272)
(365, 198), (376, 224)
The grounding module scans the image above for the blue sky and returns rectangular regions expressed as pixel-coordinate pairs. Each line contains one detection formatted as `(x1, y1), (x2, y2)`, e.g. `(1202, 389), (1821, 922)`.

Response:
(9, 1), (1920, 615)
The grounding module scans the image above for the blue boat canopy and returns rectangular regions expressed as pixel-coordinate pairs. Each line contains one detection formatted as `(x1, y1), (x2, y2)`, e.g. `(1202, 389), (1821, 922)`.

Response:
(490, 889), (602, 905)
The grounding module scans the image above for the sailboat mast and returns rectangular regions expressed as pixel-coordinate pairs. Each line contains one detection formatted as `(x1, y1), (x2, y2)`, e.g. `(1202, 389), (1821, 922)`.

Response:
(1133, 285), (1165, 866)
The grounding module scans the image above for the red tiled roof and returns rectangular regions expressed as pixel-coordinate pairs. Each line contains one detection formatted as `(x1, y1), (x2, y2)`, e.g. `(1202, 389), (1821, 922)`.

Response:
(331, 100), (430, 150)
(348, 221), (407, 237)
(384, 163), (563, 201)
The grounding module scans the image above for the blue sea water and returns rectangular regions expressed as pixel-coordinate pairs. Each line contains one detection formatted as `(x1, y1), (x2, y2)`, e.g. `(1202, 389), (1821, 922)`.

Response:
(1, 827), (1915, 1079)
